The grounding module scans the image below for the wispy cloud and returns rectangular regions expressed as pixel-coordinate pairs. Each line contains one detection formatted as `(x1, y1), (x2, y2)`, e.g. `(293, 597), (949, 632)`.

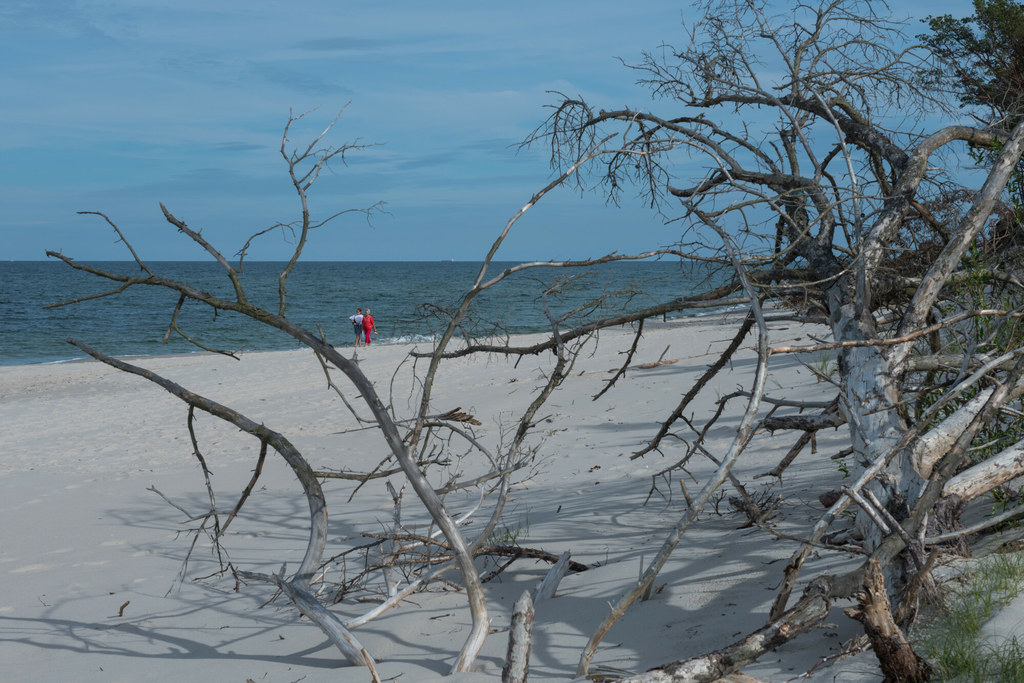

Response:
(210, 142), (268, 153)
(291, 36), (395, 52)
(248, 62), (355, 96)
(2, 0), (847, 260)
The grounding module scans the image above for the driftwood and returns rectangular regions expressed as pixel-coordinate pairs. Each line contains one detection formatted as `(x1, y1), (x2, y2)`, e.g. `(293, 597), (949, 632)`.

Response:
(844, 559), (931, 682)
(595, 318), (646, 399)
(501, 552), (571, 683)
(54, 115), (629, 675)
(762, 412), (846, 432)
(274, 575), (378, 673)
(475, 544), (591, 573)
(924, 498), (1024, 545)
(757, 397), (842, 479)
(632, 310), (756, 460)
(532, 550), (572, 604)
(50, 7), (1024, 679)
(618, 591), (830, 682)
(436, 406), (483, 426)
(636, 345), (678, 369)
(502, 591), (535, 683)
(911, 372), (1024, 478)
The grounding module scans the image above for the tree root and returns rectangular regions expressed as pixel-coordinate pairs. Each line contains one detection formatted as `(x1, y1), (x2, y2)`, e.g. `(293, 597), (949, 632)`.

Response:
(844, 559), (931, 682)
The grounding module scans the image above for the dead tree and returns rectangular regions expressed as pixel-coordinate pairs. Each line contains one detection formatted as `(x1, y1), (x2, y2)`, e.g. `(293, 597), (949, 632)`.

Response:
(49, 104), (694, 677)
(483, 0), (1024, 676)
(47, 3), (1024, 678)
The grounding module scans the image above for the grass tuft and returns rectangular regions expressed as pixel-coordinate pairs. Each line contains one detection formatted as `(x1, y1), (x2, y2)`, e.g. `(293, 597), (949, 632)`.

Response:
(915, 552), (1024, 681)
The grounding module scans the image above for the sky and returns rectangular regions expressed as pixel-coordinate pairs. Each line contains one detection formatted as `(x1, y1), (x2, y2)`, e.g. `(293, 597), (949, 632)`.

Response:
(1, 0), (977, 262)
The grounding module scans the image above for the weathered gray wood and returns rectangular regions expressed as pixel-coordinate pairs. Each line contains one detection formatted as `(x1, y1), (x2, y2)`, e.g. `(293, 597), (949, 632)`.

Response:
(69, 341), (329, 592)
(924, 501), (1024, 545)
(912, 387), (997, 478)
(578, 236), (774, 676)
(502, 591), (534, 683)
(762, 412), (845, 432)
(276, 577), (377, 671)
(382, 480), (403, 598)
(55, 117), (630, 678)
(911, 356), (1024, 478)
(943, 437), (1024, 501)
(844, 559), (931, 681)
(617, 592), (829, 682)
(531, 551), (571, 605)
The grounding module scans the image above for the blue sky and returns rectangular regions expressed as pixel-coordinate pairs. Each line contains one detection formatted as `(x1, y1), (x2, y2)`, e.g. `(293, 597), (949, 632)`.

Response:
(1, 1), (975, 262)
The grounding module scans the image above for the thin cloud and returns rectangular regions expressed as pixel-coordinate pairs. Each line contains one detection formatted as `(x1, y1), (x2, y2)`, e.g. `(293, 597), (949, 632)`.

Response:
(291, 36), (394, 52)
(210, 142), (268, 153)
(249, 62), (355, 96)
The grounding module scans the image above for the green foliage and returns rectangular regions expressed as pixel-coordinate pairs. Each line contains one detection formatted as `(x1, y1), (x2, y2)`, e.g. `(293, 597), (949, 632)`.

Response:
(836, 454), (851, 480)
(917, 5), (1024, 488)
(487, 513), (530, 546)
(812, 352), (837, 383)
(921, 0), (1024, 122)
(915, 552), (1024, 681)
(921, 1), (1024, 207)
(909, 242), (1024, 513)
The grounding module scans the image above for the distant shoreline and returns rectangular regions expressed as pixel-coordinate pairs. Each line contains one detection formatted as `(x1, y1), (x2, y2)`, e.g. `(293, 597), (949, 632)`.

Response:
(2, 260), (719, 367)
(1, 308), (751, 370)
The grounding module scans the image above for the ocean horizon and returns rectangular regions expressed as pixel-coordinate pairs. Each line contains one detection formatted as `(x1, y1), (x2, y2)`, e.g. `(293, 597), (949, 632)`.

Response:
(1, 259), (724, 366)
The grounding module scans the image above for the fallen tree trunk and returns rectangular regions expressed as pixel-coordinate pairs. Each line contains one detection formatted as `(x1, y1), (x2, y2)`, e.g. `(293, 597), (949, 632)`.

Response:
(475, 544), (591, 573)
(912, 368), (1024, 478)
(912, 388), (998, 478)
(942, 437), (1024, 501)
(618, 591), (830, 682)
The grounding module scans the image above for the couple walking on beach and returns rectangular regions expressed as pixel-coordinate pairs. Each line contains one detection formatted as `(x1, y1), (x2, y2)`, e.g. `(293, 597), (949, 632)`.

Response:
(349, 308), (377, 347)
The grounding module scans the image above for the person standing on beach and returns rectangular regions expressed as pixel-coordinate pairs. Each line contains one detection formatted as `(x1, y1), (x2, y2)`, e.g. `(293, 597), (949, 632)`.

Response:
(349, 308), (364, 347)
(362, 308), (376, 346)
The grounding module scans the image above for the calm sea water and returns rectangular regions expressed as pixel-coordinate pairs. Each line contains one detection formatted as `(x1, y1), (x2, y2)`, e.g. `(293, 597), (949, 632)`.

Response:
(0, 260), (720, 366)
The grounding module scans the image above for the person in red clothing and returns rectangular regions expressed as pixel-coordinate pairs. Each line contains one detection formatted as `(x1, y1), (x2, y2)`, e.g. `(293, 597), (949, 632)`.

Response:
(362, 308), (376, 345)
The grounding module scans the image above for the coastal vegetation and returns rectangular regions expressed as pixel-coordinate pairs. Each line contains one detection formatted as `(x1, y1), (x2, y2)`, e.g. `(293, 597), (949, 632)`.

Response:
(45, 0), (1024, 680)
(914, 552), (1024, 681)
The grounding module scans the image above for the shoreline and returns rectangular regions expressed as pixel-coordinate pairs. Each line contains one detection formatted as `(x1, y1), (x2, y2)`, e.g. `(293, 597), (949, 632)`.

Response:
(1, 259), (728, 369)
(0, 305), (750, 369)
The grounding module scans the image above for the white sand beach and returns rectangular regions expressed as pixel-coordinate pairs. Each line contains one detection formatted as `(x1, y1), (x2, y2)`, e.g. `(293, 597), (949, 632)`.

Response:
(1, 314), (1016, 682)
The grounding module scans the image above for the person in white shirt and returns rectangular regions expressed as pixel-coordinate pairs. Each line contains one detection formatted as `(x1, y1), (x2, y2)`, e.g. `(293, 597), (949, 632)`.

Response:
(349, 308), (364, 347)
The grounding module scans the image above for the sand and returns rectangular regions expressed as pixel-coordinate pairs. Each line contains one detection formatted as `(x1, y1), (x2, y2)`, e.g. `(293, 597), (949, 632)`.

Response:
(2, 313), (1012, 682)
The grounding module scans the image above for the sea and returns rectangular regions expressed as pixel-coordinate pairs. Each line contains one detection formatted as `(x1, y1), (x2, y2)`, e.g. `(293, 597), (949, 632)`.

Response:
(0, 260), (725, 366)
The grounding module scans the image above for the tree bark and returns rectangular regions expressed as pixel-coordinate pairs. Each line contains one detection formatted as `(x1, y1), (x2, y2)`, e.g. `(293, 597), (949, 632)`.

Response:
(502, 591), (534, 683)
(942, 437), (1024, 501)
(912, 387), (998, 478)
(844, 559), (931, 682)
(275, 576), (377, 671)
(531, 551), (571, 605)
